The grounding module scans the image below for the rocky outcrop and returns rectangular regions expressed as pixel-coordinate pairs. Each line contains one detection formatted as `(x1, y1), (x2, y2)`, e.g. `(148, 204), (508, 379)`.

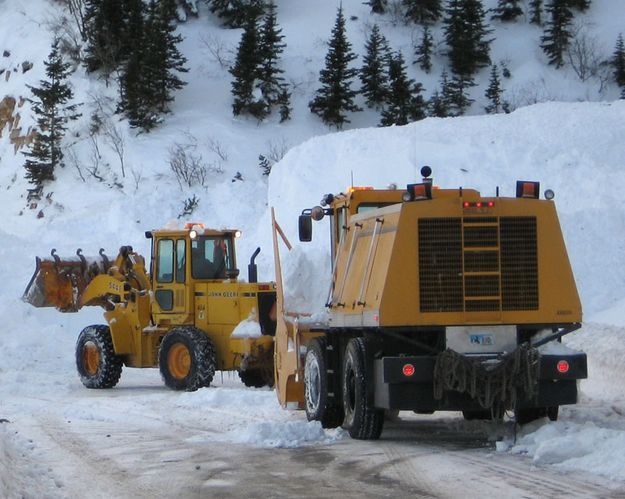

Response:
(0, 95), (37, 153)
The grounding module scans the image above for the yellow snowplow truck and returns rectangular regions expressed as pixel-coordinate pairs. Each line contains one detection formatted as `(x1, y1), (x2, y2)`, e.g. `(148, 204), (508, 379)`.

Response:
(23, 224), (276, 391)
(272, 167), (587, 440)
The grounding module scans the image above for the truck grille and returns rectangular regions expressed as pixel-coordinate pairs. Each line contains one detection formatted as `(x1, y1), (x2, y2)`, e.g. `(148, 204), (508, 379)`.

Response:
(418, 217), (538, 313)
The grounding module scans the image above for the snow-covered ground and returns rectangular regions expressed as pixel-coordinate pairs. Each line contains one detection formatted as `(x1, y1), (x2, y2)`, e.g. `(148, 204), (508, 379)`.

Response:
(1, 0), (625, 496)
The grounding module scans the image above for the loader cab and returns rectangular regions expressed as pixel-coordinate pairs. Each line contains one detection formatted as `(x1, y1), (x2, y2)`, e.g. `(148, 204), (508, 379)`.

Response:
(148, 226), (240, 321)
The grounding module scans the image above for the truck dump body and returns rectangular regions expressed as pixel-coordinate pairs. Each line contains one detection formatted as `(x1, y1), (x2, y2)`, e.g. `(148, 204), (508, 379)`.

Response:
(329, 188), (581, 329)
(273, 173), (587, 439)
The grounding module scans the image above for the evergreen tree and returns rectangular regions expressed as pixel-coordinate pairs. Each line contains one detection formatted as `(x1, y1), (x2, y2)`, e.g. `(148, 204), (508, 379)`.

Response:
(447, 73), (474, 115)
(360, 24), (390, 109)
(208, 0), (265, 28)
(541, 0), (574, 68)
(366, 0), (388, 14)
(147, 0), (189, 114)
(428, 70), (452, 117)
(491, 0), (523, 22)
(258, 1), (289, 115)
(530, 0), (542, 25)
(309, 6), (361, 129)
(612, 33), (625, 98)
(568, 0), (590, 12)
(83, 0), (126, 74)
(230, 11), (264, 117)
(380, 51), (426, 126)
(415, 26), (434, 73)
(403, 0), (442, 24)
(118, 0), (150, 128)
(484, 63), (509, 113)
(23, 39), (81, 186)
(443, 0), (493, 78)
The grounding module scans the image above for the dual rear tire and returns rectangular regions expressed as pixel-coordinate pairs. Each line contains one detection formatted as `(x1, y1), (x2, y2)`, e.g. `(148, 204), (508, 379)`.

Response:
(304, 335), (383, 439)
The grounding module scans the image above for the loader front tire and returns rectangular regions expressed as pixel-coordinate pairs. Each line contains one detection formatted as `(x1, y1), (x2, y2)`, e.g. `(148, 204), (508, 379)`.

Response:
(159, 327), (216, 391)
(76, 325), (123, 389)
(304, 336), (344, 428)
(341, 337), (384, 440)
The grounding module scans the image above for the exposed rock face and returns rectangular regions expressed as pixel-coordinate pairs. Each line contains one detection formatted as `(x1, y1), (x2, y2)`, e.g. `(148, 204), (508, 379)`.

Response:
(0, 95), (37, 153)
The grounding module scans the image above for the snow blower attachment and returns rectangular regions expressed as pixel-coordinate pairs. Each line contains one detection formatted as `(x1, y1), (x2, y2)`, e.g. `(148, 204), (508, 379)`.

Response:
(23, 226), (277, 391)
(272, 167), (588, 439)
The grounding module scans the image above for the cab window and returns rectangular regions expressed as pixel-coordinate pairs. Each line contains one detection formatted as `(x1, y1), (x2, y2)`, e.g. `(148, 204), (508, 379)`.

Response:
(157, 239), (174, 283)
(176, 239), (186, 283)
(191, 236), (233, 279)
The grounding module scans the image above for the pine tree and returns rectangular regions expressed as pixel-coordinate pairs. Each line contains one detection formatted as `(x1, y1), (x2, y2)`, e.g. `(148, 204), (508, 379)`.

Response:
(309, 6), (361, 129)
(366, 0), (388, 14)
(23, 39), (81, 186)
(258, 1), (289, 115)
(380, 51), (426, 126)
(447, 73), (474, 115)
(443, 0), (493, 78)
(147, 0), (189, 114)
(229, 10), (265, 117)
(118, 0), (149, 128)
(491, 0), (523, 22)
(415, 26), (434, 73)
(428, 70), (452, 117)
(612, 33), (625, 98)
(208, 0), (265, 28)
(360, 24), (390, 109)
(568, 0), (590, 12)
(83, 0), (126, 74)
(530, 0), (542, 25)
(484, 64), (509, 113)
(541, 0), (574, 68)
(403, 0), (442, 25)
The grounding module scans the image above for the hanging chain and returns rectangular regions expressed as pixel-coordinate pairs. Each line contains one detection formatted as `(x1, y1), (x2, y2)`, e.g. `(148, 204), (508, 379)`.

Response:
(433, 344), (540, 411)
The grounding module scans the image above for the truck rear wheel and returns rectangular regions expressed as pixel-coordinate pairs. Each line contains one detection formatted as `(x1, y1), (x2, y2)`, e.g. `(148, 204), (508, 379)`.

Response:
(341, 337), (384, 440)
(304, 337), (344, 428)
(76, 325), (123, 389)
(159, 327), (216, 391)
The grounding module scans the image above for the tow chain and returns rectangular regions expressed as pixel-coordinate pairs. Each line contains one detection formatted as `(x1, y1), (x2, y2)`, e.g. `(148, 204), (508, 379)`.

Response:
(432, 344), (540, 411)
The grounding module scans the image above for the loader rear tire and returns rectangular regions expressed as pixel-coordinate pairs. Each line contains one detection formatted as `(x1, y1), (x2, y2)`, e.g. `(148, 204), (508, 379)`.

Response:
(341, 337), (384, 440)
(304, 337), (344, 429)
(159, 327), (216, 391)
(76, 325), (123, 389)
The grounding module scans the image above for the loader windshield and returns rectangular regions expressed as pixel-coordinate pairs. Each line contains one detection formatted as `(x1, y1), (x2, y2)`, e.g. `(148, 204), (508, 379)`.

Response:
(191, 236), (232, 280)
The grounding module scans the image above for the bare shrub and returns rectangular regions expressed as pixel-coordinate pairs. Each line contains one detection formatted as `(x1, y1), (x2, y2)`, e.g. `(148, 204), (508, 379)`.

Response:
(567, 22), (605, 82)
(200, 33), (234, 70)
(266, 137), (290, 163)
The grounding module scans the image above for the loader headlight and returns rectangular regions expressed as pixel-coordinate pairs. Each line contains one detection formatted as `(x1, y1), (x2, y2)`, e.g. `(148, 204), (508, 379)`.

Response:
(234, 230), (242, 238)
(544, 189), (555, 200)
(189, 229), (198, 239)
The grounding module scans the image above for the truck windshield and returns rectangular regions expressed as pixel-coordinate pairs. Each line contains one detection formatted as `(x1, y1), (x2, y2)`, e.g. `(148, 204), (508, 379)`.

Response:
(191, 236), (233, 279)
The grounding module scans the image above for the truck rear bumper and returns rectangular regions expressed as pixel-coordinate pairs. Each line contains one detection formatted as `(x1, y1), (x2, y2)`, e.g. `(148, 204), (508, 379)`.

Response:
(373, 352), (587, 411)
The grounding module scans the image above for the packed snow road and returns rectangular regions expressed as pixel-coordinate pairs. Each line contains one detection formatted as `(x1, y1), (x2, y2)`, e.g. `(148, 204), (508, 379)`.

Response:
(1, 365), (624, 499)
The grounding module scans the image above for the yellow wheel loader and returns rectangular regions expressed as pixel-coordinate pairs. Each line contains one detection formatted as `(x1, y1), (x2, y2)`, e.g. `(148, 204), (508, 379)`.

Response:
(24, 224), (276, 391)
(272, 167), (587, 439)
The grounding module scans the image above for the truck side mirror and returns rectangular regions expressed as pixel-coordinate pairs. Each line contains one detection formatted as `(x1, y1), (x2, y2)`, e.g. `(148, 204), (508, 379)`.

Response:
(299, 214), (312, 242)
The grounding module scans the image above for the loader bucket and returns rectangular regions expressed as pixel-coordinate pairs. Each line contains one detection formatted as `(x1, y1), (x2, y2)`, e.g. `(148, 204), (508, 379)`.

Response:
(23, 249), (112, 312)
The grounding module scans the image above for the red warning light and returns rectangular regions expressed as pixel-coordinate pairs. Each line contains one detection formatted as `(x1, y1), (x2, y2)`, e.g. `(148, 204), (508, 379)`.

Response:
(557, 360), (570, 374)
(402, 364), (415, 376)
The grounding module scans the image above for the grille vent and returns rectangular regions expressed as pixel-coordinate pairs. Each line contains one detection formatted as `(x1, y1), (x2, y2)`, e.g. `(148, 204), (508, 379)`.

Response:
(418, 217), (538, 313)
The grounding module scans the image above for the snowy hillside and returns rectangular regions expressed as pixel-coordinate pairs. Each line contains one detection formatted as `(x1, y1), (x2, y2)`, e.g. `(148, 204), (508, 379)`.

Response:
(1, 0), (625, 497)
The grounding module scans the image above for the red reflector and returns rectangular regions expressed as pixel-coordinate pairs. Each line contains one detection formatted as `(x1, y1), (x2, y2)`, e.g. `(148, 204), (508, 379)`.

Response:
(402, 364), (415, 376)
(476, 202), (482, 208)
(557, 360), (570, 373)
(487, 201), (494, 207)
(463, 201), (470, 208)
(258, 284), (271, 290)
